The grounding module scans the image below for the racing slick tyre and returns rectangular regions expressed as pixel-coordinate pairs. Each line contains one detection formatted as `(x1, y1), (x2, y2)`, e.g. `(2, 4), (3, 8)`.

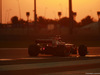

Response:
(55, 45), (70, 57)
(78, 45), (88, 56)
(28, 44), (40, 57)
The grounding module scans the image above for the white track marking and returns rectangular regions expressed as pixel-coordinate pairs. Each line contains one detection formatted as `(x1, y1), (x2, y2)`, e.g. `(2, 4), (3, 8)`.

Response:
(43, 68), (100, 75)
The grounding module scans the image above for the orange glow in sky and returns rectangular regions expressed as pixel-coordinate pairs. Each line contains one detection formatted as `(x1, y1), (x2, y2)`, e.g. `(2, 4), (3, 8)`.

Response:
(2, 0), (100, 23)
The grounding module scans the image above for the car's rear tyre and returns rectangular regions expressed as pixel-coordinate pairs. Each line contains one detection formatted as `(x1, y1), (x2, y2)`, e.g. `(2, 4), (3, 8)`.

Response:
(28, 44), (40, 57)
(78, 45), (88, 56)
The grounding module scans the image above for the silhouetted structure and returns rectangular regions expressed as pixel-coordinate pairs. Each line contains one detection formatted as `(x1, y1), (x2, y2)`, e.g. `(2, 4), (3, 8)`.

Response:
(97, 11), (100, 34)
(58, 12), (62, 19)
(26, 12), (30, 22)
(69, 0), (73, 34)
(81, 16), (93, 26)
(11, 16), (19, 27)
(97, 11), (100, 21)
(58, 12), (62, 34)
(34, 0), (37, 25)
(0, 0), (2, 24)
(73, 12), (77, 20)
(16, 0), (21, 19)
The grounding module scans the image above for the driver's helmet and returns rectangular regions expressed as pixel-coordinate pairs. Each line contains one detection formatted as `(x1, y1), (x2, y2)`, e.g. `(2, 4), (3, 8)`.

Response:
(55, 35), (62, 41)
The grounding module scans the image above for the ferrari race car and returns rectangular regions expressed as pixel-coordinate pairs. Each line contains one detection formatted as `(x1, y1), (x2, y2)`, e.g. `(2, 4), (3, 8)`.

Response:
(28, 36), (88, 57)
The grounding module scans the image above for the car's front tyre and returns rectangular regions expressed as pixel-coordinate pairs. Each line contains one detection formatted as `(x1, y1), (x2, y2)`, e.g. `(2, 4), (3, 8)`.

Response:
(78, 45), (88, 56)
(28, 44), (40, 57)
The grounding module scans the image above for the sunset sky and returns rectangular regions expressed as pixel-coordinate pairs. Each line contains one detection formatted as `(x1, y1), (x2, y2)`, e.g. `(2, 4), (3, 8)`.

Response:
(2, 0), (100, 23)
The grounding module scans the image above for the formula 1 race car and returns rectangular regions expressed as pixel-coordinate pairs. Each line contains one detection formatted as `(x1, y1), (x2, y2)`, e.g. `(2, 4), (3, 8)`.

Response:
(28, 36), (88, 57)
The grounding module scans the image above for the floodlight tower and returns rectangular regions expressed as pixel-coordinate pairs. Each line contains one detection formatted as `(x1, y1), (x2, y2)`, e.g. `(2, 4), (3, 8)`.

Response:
(0, 0), (2, 24)
(97, 11), (100, 34)
(69, 0), (73, 34)
(34, 0), (37, 25)
(97, 11), (100, 21)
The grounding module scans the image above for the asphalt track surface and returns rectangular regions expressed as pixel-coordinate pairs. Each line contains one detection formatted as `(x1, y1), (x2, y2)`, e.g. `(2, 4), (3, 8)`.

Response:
(0, 48), (100, 75)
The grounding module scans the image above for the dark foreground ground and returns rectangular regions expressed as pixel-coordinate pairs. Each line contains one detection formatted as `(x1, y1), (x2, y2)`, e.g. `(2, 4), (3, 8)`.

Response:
(0, 48), (100, 75)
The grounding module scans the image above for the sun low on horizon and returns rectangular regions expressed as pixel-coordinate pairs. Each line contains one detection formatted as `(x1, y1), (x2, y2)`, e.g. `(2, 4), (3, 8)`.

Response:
(2, 0), (100, 23)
